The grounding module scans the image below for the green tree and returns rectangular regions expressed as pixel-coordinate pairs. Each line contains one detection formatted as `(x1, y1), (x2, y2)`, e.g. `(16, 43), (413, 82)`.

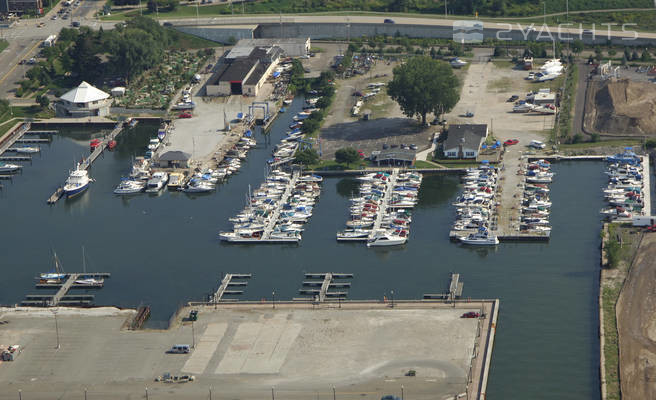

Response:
(36, 94), (50, 108)
(387, 56), (460, 125)
(294, 148), (319, 165)
(335, 147), (360, 167)
(641, 49), (652, 62)
(300, 118), (320, 135)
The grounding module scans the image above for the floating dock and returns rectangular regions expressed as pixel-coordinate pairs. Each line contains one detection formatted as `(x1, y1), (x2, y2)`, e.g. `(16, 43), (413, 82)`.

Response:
(296, 272), (353, 302)
(22, 272), (111, 307)
(423, 273), (464, 300)
(47, 121), (126, 204)
(210, 273), (251, 303)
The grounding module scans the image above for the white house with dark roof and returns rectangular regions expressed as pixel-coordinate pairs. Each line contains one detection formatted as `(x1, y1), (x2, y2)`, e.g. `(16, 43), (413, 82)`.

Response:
(443, 124), (488, 159)
(55, 81), (112, 117)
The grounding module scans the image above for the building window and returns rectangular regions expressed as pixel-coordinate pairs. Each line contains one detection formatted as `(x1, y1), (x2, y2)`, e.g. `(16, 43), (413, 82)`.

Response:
(447, 151), (457, 157)
(465, 151), (475, 157)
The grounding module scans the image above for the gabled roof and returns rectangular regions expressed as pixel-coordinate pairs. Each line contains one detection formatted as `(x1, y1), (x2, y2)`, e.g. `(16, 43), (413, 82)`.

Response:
(444, 124), (488, 150)
(158, 150), (191, 161)
(60, 81), (110, 103)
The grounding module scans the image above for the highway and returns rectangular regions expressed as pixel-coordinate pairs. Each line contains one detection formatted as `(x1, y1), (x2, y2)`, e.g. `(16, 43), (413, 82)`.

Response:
(2, 9), (656, 101)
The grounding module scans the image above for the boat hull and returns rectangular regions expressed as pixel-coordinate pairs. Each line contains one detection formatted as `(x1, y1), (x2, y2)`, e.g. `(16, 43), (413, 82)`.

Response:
(64, 182), (90, 198)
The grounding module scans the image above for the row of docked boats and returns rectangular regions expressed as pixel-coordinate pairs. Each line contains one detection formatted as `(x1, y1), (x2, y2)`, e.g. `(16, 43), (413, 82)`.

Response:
(601, 149), (645, 220)
(337, 170), (422, 247)
(519, 159), (553, 235)
(270, 99), (321, 163)
(219, 169), (323, 243)
(452, 164), (499, 245)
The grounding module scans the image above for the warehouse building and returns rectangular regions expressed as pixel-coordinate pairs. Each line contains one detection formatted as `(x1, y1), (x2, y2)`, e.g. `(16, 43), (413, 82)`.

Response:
(234, 38), (311, 57)
(206, 45), (282, 97)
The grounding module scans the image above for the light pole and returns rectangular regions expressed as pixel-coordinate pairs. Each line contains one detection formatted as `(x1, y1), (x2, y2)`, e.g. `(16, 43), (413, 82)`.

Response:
(543, 2), (546, 25)
(401, 385), (404, 400)
(191, 319), (195, 349)
(84, 388), (87, 400)
(390, 290), (394, 308)
(566, 0), (569, 21)
(271, 387), (275, 400)
(272, 291), (276, 309)
(210, 386), (212, 400)
(333, 386), (336, 400)
(444, 0), (447, 17)
(195, 0), (199, 26)
(145, 387), (149, 400)
(53, 311), (60, 349)
(18, 390), (21, 400)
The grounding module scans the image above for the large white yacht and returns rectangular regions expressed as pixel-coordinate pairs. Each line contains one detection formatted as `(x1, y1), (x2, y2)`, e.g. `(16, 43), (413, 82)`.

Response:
(63, 163), (91, 198)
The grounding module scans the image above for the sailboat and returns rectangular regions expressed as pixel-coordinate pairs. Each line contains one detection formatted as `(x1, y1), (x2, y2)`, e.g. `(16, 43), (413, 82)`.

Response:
(40, 250), (67, 281)
(74, 246), (104, 286)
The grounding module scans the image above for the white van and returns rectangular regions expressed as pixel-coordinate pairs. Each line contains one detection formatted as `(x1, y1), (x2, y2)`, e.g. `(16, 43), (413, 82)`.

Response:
(169, 344), (191, 354)
(528, 140), (545, 149)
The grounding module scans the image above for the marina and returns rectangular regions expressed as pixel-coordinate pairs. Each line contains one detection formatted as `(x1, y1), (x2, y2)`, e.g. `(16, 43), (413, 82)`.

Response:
(21, 272), (111, 306)
(337, 169), (422, 246)
(209, 273), (252, 303)
(0, 104), (635, 399)
(219, 169), (322, 243)
(296, 272), (353, 301)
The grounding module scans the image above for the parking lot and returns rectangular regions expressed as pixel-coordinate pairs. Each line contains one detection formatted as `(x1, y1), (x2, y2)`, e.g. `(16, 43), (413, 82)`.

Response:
(0, 302), (493, 400)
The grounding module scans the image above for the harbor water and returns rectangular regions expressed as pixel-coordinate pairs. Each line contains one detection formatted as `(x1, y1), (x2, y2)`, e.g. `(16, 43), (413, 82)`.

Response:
(0, 98), (614, 398)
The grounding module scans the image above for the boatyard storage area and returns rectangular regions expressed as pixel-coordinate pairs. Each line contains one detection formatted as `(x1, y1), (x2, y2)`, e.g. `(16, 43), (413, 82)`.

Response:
(0, 302), (497, 400)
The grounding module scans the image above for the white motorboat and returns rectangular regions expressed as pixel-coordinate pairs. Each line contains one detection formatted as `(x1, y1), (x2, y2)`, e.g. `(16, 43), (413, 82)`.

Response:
(336, 229), (370, 241)
(366, 230), (407, 247)
(183, 179), (215, 193)
(145, 171), (168, 193)
(63, 163), (91, 197)
(147, 138), (160, 151)
(12, 146), (40, 153)
(0, 162), (22, 173)
(458, 228), (499, 245)
(113, 179), (146, 195)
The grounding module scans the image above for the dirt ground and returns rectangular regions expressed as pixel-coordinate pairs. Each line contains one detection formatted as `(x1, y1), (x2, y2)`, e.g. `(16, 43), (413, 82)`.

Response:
(584, 78), (656, 136)
(320, 60), (435, 160)
(616, 233), (656, 400)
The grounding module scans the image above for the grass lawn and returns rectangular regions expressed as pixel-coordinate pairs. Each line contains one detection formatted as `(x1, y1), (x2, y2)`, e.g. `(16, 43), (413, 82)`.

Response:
(433, 160), (481, 168)
(0, 40), (8, 54)
(169, 29), (223, 49)
(414, 160), (441, 168)
(560, 139), (643, 150)
(487, 76), (514, 92)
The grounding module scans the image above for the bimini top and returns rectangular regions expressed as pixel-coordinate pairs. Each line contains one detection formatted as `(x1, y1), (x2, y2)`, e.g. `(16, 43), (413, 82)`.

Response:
(60, 81), (110, 104)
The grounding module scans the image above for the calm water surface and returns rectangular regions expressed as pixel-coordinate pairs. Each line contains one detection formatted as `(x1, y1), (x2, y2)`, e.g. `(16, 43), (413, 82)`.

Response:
(0, 98), (611, 398)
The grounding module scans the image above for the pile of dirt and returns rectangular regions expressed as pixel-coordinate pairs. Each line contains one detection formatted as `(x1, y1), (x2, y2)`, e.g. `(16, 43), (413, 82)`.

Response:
(589, 79), (656, 136)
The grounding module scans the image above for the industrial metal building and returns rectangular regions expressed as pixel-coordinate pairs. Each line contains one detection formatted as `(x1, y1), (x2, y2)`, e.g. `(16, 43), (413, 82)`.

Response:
(206, 45), (282, 97)
(234, 38), (311, 57)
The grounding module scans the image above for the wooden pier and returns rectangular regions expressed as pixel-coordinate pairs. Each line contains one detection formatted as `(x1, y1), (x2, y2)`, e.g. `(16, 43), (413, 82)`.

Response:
(261, 170), (300, 241)
(423, 273), (464, 300)
(210, 273), (251, 303)
(16, 138), (49, 143)
(365, 169), (399, 240)
(0, 156), (31, 161)
(22, 272), (110, 307)
(297, 272), (353, 302)
(642, 155), (651, 216)
(25, 130), (57, 135)
(0, 122), (31, 156)
(46, 121), (126, 204)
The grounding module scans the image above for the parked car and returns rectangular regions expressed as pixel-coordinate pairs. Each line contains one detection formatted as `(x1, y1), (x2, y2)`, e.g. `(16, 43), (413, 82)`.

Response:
(382, 143), (389, 150)
(163, 22), (173, 26)
(461, 312), (480, 318)
(464, 111), (474, 118)
(409, 144), (418, 150)
(504, 139), (519, 146)
(71, 21), (80, 27)
(353, 91), (363, 97)
(303, 67), (311, 73)
(384, 18), (395, 24)
(507, 95), (519, 102)
(188, 310), (198, 321)
(178, 112), (192, 119)
(646, 225), (656, 232)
